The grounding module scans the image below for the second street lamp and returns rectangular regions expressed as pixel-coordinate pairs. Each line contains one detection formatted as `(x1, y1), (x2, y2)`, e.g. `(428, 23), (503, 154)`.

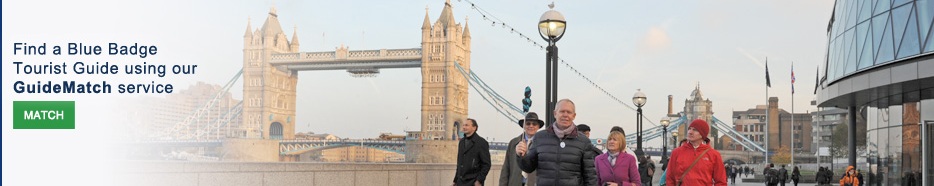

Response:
(660, 117), (670, 170)
(671, 132), (679, 148)
(538, 3), (565, 126)
(632, 89), (647, 158)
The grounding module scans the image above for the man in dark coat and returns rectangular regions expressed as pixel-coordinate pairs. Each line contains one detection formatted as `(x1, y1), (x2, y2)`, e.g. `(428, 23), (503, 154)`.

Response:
(453, 118), (491, 186)
(639, 155), (655, 186)
(516, 99), (598, 186)
(765, 163), (777, 186)
(577, 124), (605, 156)
(778, 164), (788, 186)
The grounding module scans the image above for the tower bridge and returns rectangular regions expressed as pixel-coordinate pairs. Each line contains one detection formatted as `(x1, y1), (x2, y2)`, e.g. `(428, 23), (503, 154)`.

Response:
(237, 2), (471, 143)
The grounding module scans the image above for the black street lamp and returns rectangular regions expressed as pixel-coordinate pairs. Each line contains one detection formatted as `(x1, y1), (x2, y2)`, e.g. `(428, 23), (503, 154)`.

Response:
(632, 89), (647, 158)
(538, 4), (566, 126)
(660, 117), (670, 170)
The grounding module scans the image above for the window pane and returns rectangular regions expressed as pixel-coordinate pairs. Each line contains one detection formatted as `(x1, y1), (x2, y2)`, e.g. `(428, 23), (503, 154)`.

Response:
(858, 22), (875, 70)
(843, 1), (854, 32)
(894, 0), (913, 8)
(927, 25), (934, 52)
(875, 0), (892, 16)
(861, 0), (874, 22)
(902, 100), (922, 184)
(867, 106), (880, 185)
(850, 1), (862, 29)
(872, 13), (890, 63)
(876, 107), (890, 184)
(922, 96), (934, 185)
(892, 4), (914, 55)
(887, 105), (903, 185)
(832, 40), (842, 79)
(878, 14), (897, 64)
(897, 5), (921, 59)
(842, 30), (855, 77)
(917, 0), (934, 45)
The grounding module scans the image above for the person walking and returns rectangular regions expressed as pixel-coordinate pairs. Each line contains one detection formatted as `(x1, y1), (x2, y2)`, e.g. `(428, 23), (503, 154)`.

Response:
(664, 119), (727, 186)
(839, 166), (859, 186)
(791, 166), (800, 186)
(639, 155), (655, 186)
(578, 124), (605, 157)
(765, 164), (777, 186)
(595, 131), (641, 186)
(729, 165), (740, 184)
(816, 167), (824, 184)
(724, 164), (732, 184)
(778, 164), (788, 186)
(516, 99), (598, 186)
(500, 113), (543, 186)
(453, 118), (491, 186)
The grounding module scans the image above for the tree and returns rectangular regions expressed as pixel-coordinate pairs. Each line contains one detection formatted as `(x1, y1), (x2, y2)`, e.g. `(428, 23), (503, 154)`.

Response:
(830, 123), (849, 158)
(772, 145), (791, 165)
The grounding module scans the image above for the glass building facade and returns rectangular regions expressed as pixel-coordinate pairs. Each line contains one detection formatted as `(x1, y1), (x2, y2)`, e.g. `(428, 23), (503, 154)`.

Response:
(825, 0), (934, 81)
(819, 0), (934, 185)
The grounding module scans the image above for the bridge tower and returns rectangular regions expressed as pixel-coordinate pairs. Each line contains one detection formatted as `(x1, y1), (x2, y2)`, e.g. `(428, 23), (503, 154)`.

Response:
(682, 84), (718, 147)
(419, 0), (471, 140)
(241, 7), (299, 140)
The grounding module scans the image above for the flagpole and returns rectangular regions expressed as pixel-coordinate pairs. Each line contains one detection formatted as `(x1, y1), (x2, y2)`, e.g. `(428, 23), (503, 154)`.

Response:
(791, 63), (795, 167)
(766, 81), (770, 165)
(815, 65), (821, 168)
(765, 58), (770, 165)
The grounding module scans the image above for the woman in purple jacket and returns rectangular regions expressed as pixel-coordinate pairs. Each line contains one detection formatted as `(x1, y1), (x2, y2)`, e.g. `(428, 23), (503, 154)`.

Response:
(595, 131), (641, 186)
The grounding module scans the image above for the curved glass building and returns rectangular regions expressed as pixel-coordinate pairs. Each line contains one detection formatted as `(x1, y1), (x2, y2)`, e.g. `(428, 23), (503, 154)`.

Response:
(818, 0), (933, 185)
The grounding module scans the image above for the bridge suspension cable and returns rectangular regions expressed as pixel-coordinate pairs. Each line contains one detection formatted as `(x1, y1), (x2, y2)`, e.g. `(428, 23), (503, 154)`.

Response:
(457, 0), (657, 127)
(711, 116), (766, 152)
(156, 69), (244, 140)
(457, 0), (768, 154)
(624, 115), (686, 146)
(453, 61), (523, 124)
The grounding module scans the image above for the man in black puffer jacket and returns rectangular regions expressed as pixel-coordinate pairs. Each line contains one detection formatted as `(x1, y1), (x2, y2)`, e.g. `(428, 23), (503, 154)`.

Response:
(516, 99), (597, 186)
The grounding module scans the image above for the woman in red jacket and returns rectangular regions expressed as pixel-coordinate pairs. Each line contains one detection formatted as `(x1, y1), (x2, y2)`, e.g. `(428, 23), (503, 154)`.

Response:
(664, 119), (727, 186)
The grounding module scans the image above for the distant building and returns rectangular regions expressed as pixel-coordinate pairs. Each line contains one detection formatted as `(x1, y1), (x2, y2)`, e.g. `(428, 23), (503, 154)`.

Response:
(810, 107), (850, 163)
(732, 97), (813, 154)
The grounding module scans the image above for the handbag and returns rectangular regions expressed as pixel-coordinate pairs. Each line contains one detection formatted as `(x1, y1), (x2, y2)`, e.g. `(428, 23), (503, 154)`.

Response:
(676, 148), (710, 186)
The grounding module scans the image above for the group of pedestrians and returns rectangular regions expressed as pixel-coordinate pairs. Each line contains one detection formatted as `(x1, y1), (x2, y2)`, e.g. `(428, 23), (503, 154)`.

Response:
(452, 98), (729, 186)
(762, 163), (802, 186)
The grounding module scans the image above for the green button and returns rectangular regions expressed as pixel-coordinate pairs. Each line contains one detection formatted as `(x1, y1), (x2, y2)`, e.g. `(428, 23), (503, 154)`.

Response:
(13, 101), (75, 129)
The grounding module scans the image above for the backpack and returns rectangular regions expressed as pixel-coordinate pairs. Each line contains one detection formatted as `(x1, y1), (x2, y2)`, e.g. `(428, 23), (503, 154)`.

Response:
(767, 169), (780, 184)
(779, 169), (787, 181)
(640, 162), (654, 181)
